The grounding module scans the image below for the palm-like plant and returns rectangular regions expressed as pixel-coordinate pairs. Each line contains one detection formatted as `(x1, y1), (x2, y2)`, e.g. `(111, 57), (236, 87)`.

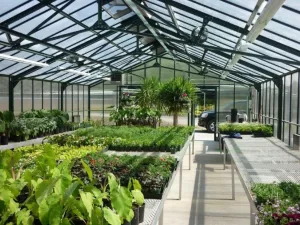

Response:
(136, 77), (161, 109)
(159, 77), (196, 126)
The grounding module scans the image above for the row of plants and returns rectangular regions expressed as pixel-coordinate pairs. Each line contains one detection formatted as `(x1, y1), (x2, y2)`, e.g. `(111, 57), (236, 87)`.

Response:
(72, 153), (177, 199)
(14, 143), (105, 168)
(47, 126), (194, 153)
(112, 77), (196, 126)
(12, 143), (178, 200)
(109, 106), (161, 127)
(251, 182), (300, 225)
(0, 147), (146, 225)
(219, 122), (273, 137)
(0, 109), (95, 145)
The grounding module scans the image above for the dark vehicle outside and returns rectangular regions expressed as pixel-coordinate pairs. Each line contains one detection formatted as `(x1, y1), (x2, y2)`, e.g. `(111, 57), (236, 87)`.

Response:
(198, 100), (248, 133)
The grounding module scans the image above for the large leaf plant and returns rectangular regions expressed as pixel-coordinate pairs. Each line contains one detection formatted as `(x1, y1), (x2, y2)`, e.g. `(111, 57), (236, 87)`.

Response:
(0, 146), (136, 225)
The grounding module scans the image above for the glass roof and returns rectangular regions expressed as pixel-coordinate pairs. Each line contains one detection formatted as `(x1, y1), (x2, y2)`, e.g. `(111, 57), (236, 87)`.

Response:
(0, 0), (299, 86)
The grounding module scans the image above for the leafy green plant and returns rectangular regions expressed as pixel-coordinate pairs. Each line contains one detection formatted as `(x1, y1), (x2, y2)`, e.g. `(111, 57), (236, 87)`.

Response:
(0, 147), (135, 225)
(0, 110), (15, 136)
(136, 77), (161, 110)
(219, 122), (273, 137)
(159, 77), (196, 126)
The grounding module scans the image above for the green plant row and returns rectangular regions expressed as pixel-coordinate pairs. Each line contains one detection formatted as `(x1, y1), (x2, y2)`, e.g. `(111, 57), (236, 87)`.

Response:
(14, 143), (105, 168)
(72, 152), (177, 199)
(60, 126), (195, 153)
(109, 106), (161, 127)
(251, 182), (300, 225)
(219, 122), (273, 137)
(10, 118), (57, 140)
(0, 147), (144, 225)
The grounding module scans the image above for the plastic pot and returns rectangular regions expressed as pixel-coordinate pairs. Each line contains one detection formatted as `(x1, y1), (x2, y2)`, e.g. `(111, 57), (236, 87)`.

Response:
(139, 203), (145, 223)
(1, 135), (9, 145)
(131, 207), (139, 225)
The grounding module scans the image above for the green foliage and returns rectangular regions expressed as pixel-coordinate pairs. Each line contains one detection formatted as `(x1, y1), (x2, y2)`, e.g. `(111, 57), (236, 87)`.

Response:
(0, 148), (136, 225)
(72, 126), (194, 153)
(159, 77), (196, 126)
(109, 106), (161, 127)
(252, 182), (300, 225)
(72, 153), (177, 198)
(136, 77), (161, 109)
(219, 122), (273, 137)
(0, 110), (15, 135)
(14, 144), (104, 168)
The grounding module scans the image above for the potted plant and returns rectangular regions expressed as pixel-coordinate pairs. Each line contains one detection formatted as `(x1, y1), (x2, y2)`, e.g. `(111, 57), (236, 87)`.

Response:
(0, 111), (15, 145)
(0, 120), (5, 144)
(128, 178), (145, 224)
(159, 77), (196, 126)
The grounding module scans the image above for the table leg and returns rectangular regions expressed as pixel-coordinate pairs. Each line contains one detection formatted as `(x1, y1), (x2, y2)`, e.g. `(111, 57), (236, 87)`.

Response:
(231, 155), (235, 200)
(179, 162), (182, 200)
(189, 142), (191, 170)
(219, 137), (222, 154)
(159, 208), (164, 225)
(223, 147), (226, 170)
(192, 134), (195, 155)
(250, 206), (256, 225)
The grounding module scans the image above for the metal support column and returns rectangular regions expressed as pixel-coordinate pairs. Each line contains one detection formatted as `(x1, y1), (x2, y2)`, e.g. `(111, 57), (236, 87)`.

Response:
(61, 83), (67, 111)
(88, 86), (91, 121)
(102, 82), (104, 125)
(274, 77), (283, 140)
(9, 76), (18, 113)
(255, 84), (261, 123)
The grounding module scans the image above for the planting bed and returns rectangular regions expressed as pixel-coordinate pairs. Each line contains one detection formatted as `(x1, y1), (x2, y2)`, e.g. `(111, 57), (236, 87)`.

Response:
(0, 125), (194, 225)
(251, 182), (300, 225)
(219, 122), (273, 137)
(47, 126), (194, 153)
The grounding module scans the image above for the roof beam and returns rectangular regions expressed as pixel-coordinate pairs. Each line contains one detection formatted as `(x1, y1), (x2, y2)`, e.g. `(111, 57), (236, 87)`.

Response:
(124, 0), (174, 59)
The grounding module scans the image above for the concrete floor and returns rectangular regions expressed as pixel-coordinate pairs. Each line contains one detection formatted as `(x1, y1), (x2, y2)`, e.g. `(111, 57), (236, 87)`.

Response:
(163, 132), (250, 225)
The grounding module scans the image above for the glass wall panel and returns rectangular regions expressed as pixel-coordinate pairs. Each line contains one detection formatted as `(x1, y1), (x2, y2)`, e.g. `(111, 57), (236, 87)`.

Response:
(0, 77), (8, 111)
(34, 81), (42, 110)
(14, 81), (22, 115)
(218, 85), (234, 122)
(90, 84), (103, 122)
(73, 85), (79, 116)
(66, 86), (73, 117)
(43, 82), (51, 110)
(23, 80), (32, 111)
(291, 73), (298, 123)
(52, 82), (59, 110)
(79, 85), (84, 121)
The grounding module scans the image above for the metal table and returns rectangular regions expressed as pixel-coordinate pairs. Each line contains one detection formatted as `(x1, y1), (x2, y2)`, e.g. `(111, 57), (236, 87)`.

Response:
(0, 131), (74, 152)
(223, 135), (300, 225)
(106, 132), (195, 225)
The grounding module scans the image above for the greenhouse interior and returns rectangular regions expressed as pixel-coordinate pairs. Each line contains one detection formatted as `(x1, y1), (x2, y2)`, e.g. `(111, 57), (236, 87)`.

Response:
(1, 0), (300, 225)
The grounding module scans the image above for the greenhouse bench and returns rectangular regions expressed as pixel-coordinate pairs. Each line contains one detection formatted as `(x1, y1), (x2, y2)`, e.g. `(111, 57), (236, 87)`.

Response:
(223, 135), (300, 225)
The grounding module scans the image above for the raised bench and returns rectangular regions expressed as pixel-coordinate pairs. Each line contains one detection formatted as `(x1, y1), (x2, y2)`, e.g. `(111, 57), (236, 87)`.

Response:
(106, 132), (195, 225)
(223, 135), (300, 225)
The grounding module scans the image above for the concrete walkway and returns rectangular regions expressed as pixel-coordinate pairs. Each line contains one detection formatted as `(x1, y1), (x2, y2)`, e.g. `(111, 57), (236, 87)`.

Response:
(163, 132), (250, 225)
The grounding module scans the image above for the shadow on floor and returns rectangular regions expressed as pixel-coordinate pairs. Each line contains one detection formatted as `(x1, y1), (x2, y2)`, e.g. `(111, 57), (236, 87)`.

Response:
(188, 139), (224, 225)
